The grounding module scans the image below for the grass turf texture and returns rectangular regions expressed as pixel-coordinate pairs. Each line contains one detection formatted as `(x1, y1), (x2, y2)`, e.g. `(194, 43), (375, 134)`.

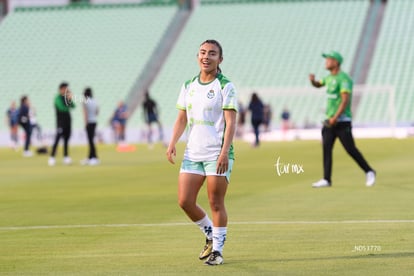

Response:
(0, 138), (413, 275)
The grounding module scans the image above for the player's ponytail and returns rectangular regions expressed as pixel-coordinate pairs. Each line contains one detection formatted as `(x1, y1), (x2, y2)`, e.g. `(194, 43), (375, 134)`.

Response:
(200, 39), (223, 74)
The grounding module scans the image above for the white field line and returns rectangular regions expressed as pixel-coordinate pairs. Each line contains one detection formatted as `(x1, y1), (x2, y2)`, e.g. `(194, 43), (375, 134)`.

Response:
(1, 220), (414, 231)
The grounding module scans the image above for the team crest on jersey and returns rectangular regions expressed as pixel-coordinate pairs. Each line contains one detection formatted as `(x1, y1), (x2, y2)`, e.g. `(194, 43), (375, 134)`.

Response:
(207, 90), (215, 99)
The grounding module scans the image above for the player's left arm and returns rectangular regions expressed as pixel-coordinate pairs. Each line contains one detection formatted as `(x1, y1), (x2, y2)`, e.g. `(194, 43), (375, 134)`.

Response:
(217, 83), (238, 174)
(217, 109), (237, 174)
(329, 92), (350, 125)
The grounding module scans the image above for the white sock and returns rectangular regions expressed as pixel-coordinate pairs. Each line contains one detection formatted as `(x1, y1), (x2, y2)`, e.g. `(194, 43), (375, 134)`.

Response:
(195, 215), (213, 240)
(212, 227), (227, 254)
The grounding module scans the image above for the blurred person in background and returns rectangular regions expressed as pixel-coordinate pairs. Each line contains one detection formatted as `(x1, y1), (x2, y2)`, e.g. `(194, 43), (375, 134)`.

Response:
(262, 103), (272, 132)
(236, 101), (246, 138)
(18, 95), (32, 157)
(281, 107), (291, 140)
(81, 87), (99, 166)
(48, 82), (75, 166)
(6, 100), (19, 150)
(29, 105), (42, 144)
(309, 51), (376, 188)
(142, 90), (164, 146)
(111, 101), (128, 143)
(248, 92), (264, 147)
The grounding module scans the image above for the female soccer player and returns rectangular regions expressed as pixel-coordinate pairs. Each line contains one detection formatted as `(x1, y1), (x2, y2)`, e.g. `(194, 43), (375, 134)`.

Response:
(166, 40), (238, 266)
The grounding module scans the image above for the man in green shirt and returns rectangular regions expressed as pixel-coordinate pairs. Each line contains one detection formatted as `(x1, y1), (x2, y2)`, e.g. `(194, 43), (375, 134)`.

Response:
(309, 51), (376, 187)
(48, 82), (75, 166)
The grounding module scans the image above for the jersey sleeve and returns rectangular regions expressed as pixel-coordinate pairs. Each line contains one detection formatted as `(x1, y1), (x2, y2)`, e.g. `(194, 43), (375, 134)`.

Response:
(319, 76), (327, 86)
(340, 78), (352, 93)
(222, 83), (238, 112)
(176, 83), (187, 111)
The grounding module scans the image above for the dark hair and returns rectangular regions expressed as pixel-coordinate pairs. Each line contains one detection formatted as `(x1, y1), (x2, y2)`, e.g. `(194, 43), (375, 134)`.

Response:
(200, 39), (223, 74)
(84, 87), (93, 98)
(251, 92), (261, 103)
(59, 82), (68, 89)
(20, 95), (28, 105)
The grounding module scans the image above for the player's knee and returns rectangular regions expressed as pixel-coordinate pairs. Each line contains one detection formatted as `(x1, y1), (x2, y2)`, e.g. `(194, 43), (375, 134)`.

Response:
(208, 198), (225, 213)
(178, 198), (195, 211)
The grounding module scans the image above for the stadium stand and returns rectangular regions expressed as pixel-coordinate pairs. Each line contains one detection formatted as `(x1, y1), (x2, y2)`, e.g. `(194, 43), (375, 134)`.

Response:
(1, 0), (412, 145)
(362, 0), (414, 126)
(151, 0), (369, 128)
(0, 2), (176, 132)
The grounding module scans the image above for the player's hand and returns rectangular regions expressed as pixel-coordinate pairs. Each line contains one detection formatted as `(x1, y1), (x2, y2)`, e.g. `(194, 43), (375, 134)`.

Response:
(328, 117), (337, 126)
(216, 152), (229, 174)
(309, 74), (315, 82)
(66, 90), (73, 100)
(166, 145), (176, 164)
(323, 118), (337, 127)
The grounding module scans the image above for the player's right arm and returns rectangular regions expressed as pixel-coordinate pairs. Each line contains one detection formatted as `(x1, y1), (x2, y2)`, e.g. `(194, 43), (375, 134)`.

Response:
(166, 109), (187, 164)
(309, 74), (324, 88)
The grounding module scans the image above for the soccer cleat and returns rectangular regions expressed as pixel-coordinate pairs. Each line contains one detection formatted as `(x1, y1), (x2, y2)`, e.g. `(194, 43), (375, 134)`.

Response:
(23, 150), (33, 157)
(81, 158), (100, 166)
(88, 158), (100, 166)
(63, 156), (72, 165)
(48, 157), (56, 166)
(312, 179), (331, 188)
(199, 239), (213, 260)
(366, 171), (376, 187)
(204, 251), (224, 266)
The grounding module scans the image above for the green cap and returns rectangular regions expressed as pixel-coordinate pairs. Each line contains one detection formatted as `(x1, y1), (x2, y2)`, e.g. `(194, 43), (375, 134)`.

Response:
(322, 51), (343, 64)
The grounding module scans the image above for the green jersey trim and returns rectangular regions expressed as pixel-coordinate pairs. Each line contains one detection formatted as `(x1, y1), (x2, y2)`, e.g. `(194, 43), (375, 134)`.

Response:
(217, 73), (231, 89)
(185, 73), (231, 89)
(184, 75), (198, 89)
(176, 104), (186, 110)
(197, 75), (216, 86)
(223, 105), (237, 110)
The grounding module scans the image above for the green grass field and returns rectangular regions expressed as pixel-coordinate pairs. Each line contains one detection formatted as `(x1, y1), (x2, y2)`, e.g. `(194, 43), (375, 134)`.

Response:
(1, 138), (413, 275)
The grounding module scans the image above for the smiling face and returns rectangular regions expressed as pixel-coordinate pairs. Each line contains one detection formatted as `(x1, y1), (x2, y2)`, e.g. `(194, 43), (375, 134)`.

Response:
(197, 42), (223, 76)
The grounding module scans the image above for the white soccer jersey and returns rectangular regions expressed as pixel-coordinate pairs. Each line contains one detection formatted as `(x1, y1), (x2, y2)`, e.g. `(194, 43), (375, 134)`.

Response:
(176, 73), (238, 162)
